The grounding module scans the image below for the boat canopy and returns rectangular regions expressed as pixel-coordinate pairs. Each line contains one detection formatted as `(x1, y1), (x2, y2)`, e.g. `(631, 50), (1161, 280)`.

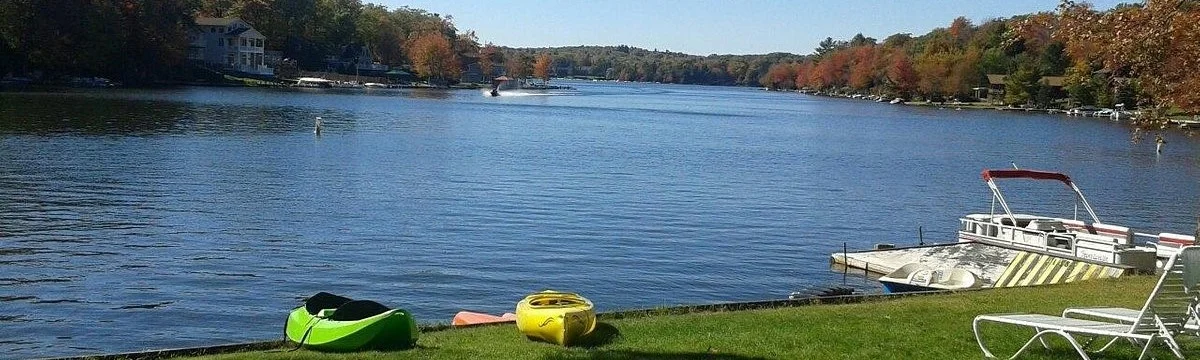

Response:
(981, 169), (1072, 184)
(979, 168), (1100, 224)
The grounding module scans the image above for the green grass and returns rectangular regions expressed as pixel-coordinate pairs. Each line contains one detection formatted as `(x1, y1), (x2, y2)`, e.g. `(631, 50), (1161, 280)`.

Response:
(176, 275), (1200, 360)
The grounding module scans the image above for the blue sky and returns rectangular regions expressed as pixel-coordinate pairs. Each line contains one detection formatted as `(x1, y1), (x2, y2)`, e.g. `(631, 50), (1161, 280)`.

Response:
(379, 1), (1125, 56)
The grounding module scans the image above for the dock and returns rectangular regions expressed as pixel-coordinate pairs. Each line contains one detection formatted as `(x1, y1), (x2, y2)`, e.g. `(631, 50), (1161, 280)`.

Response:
(1168, 118), (1200, 129)
(831, 242), (1132, 288)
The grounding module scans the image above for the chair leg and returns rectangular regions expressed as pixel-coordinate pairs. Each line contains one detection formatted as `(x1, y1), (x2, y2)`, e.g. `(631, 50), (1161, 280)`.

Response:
(1159, 334), (1185, 360)
(1011, 329), (1092, 360)
(974, 319), (1093, 360)
(1136, 335), (1155, 360)
(973, 318), (999, 358)
(1034, 327), (1052, 349)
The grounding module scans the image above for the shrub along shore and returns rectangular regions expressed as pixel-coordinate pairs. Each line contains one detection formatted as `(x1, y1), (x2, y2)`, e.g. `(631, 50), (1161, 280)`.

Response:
(77, 275), (1200, 360)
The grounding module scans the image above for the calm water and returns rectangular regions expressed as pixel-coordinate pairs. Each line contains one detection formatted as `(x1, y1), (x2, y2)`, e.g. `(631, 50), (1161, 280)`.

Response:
(1, 82), (1198, 358)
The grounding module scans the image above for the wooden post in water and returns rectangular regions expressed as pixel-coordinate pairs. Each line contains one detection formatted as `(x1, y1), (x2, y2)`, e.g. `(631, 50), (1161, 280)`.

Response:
(918, 226), (924, 246)
(863, 262), (869, 283)
(842, 242), (848, 284)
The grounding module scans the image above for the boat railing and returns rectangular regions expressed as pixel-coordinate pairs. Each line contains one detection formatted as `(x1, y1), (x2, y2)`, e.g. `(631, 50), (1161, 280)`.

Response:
(959, 218), (1076, 257)
(1140, 232), (1197, 259)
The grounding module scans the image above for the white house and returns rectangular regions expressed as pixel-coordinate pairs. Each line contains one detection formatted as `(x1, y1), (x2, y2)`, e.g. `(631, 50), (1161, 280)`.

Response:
(188, 17), (273, 76)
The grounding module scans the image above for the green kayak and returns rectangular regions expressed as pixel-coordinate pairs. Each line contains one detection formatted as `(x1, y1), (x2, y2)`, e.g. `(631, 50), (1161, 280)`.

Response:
(285, 292), (418, 351)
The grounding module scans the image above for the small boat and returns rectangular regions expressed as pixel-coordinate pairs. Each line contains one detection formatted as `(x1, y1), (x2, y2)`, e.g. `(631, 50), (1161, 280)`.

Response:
(878, 263), (981, 293)
(515, 290), (596, 346)
(294, 77), (334, 88)
(452, 311), (516, 327)
(285, 292), (418, 351)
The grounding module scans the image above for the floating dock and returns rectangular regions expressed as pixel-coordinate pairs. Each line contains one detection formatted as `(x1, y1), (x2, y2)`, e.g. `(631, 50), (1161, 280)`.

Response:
(831, 242), (1132, 289)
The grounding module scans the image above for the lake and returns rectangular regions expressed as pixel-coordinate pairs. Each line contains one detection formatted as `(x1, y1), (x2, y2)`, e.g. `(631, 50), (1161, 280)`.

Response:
(1, 81), (1197, 358)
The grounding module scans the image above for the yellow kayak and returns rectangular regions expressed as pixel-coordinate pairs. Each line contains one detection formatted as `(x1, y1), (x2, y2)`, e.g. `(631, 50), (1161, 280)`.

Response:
(515, 290), (596, 346)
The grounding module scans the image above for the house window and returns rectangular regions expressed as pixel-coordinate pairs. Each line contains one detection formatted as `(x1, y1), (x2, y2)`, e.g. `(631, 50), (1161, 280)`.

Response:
(217, 38), (223, 46)
(210, 27), (216, 33)
(241, 38), (247, 47)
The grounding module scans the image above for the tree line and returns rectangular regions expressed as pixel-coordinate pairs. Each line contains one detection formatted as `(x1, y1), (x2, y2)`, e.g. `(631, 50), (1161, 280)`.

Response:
(0, 0), (478, 84)
(505, 1), (1199, 119)
(2, 0), (1198, 122)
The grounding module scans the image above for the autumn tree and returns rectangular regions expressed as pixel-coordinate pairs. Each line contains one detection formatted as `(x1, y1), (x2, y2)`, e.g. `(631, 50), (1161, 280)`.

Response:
(406, 31), (460, 85)
(915, 50), (954, 100)
(1058, 0), (1200, 119)
(506, 53), (530, 79)
(794, 61), (815, 90)
(762, 63), (798, 89)
(479, 43), (498, 79)
(533, 52), (552, 83)
(847, 46), (878, 90)
(356, 4), (405, 65)
(1056, 0), (1200, 238)
(886, 51), (918, 98)
(947, 48), (982, 98)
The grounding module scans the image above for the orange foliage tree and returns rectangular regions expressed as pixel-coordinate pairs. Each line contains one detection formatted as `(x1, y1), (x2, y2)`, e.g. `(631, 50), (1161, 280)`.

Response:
(533, 53), (552, 83)
(794, 61), (815, 90)
(406, 31), (460, 84)
(1058, 0), (1200, 118)
(886, 51), (918, 98)
(762, 63), (798, 89)
(847, 46), (878, 90)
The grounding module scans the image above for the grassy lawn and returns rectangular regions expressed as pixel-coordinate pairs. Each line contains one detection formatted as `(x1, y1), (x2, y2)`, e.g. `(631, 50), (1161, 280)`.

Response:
(178, 275), (1200, 360)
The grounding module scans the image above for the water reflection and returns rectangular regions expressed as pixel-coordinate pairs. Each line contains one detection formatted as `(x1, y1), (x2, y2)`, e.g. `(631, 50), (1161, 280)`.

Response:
(0, 91), (370, 135)
(405, 88), (455, 100)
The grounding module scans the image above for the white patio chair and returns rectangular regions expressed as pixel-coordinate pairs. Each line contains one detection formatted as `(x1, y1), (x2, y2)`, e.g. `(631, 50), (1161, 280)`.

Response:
(1061, 246), (1200, 335)
(972, 246), (1200, 359)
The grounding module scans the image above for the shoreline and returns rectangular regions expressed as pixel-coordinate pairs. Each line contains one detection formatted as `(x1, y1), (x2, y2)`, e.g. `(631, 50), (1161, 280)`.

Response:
(41, 288), (965, 360)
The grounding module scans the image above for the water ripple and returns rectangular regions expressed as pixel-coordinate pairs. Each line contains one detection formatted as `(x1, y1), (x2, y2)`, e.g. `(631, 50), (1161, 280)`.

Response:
(0, 84), (1196, 359)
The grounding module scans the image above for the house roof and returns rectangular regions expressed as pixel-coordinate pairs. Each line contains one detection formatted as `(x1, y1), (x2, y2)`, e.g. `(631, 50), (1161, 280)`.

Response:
(196, 17), (239, 26)
(1040, 76), (1066, 87)
(987, 74), (1067, 87)
(986, 74), (1006, 85)
(227, 27), (250, 36)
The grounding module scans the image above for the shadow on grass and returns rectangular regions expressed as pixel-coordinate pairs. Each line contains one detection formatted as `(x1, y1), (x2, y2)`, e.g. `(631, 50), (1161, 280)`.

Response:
(572, 322), (621, 348)
(543, 323), (766, 359)
(543, 349), (767, 360)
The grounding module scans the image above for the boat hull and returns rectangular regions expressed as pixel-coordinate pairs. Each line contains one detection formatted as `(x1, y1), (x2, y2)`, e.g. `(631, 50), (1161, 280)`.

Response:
(515, 291), (596, 346)
(877, 263), (981, 294)
(879, 280), (942, 293)
(285, 305), (417, 351)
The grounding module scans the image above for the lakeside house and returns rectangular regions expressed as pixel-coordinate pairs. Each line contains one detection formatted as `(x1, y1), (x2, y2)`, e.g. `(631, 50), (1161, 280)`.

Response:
(188, 17), (274, 76)
(985, 73), (1066, 104)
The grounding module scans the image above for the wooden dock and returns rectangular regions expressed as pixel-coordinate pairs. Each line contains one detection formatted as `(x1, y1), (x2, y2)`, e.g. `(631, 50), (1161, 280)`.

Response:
(831, 242), (1131, 288)
(1168, 118), (1200, 129)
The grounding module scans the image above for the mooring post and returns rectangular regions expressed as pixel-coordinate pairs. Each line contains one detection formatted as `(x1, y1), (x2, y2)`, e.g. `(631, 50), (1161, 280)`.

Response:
(918, 226), (924, 246)
(863, 262), (869, 283)
(842, 242), (848, 284)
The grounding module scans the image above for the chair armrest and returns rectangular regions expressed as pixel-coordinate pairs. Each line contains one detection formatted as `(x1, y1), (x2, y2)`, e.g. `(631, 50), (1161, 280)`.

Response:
(1061, 307), (1139, 323)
